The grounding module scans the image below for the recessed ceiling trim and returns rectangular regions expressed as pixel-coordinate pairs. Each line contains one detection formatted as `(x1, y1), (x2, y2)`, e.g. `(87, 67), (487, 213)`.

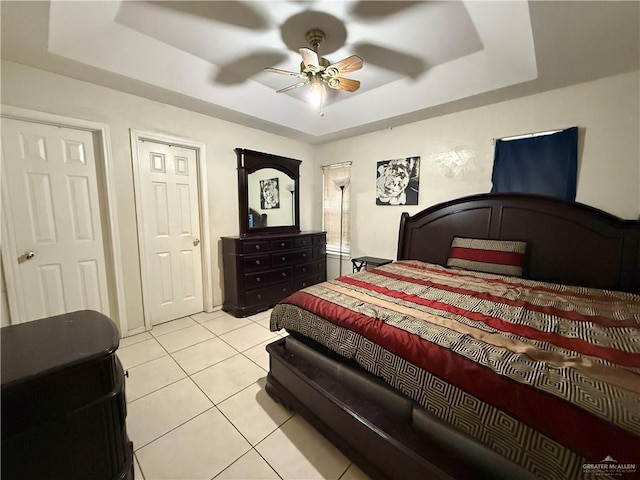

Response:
(45, 1), (537, 138)
(2, 0), (637, 145)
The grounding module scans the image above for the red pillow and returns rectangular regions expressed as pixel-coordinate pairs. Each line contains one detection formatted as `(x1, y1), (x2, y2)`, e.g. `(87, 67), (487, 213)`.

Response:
(447, 237), (527, 277)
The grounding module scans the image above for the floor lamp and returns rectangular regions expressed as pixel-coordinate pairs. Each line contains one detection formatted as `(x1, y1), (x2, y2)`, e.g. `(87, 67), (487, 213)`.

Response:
(285, 184), (295, 224)
(333, 178), (350, 277)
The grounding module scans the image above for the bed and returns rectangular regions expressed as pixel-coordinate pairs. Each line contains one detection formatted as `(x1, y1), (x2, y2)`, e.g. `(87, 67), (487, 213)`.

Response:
(265, 193), (640, 480)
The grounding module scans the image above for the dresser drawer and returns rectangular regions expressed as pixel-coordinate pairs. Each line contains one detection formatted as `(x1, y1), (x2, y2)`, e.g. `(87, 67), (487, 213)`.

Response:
(272, 249), (312, 266)
(295, 260), (325, 278)
(242, 241), (270, 254)
(293, 236), (313, 248)
(245, 283), (294, 306)
(312, 234), (326, 245)
(243, 254), (271, 271)
(295, 275), (325, 290)
(244, 267), (293, 290)
(271, 239), (293, 251)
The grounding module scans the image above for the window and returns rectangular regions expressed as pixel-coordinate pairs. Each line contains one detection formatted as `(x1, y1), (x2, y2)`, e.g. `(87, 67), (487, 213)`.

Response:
(491, 127), (578, 201)
(322, 163), (351, 255)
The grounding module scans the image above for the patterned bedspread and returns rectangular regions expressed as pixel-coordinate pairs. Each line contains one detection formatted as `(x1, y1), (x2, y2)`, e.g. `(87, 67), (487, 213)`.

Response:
(270, 260), (640, 480)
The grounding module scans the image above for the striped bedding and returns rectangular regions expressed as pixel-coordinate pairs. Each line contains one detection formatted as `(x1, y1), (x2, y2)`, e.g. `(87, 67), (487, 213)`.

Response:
(270, 260), (640, 480)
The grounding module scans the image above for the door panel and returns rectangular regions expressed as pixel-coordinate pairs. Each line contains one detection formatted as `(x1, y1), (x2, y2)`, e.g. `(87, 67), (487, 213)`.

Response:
(1, 118), (110, 323)
(78, 259), (103, 310)
(38, 264), (66, 315)
(26, 173), (58, 243)
(68, 175), (95, 241)
(137, 141), (203, 325)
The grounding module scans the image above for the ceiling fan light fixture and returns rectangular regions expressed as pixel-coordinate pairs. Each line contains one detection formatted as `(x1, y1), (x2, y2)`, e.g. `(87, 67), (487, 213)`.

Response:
(265, 27), (363, 115)
(309, 90), (323, 109)
(308, 82), (324, 109)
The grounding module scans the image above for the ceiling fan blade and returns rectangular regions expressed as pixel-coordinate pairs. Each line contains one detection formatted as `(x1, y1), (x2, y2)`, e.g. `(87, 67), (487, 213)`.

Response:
(276, 81), (308, 93)
(323, 55), (364, 78)
(148, 1), (270, 30)
(327, 77), (361, 92)
(299, 47), (320, 73)
(264, 67), (306, 78)
(353, 42), (427, 78)
(215, 52), (288, 85)
(350, 1), (421, 20)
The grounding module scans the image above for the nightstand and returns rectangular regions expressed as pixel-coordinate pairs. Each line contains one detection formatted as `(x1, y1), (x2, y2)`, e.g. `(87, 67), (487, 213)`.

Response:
(351, 256), (393, 272)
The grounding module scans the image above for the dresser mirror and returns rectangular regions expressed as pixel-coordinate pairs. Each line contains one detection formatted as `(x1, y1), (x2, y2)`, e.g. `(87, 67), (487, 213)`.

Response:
(235, 148), (301, 236)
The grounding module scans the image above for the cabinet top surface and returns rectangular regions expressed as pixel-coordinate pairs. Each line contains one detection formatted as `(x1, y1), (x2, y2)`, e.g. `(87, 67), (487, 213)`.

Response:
(222, 231), (325, 241)
(1, 310), (119, 388)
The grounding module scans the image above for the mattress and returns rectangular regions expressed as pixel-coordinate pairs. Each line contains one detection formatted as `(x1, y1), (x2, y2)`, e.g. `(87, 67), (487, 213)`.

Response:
(270, 260), (640, 480)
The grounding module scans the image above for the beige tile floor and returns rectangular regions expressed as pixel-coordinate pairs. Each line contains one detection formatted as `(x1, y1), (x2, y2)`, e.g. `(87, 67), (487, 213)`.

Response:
(119, 309), (371, 480)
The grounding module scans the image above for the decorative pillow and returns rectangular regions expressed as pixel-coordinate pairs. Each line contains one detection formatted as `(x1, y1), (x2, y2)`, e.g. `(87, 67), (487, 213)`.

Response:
(447, 237), (527, 277)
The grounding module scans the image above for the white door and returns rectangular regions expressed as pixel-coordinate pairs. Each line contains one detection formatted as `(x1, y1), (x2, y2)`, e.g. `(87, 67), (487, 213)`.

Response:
(1, 118), (110, 323)
(136, 140), (203, 325)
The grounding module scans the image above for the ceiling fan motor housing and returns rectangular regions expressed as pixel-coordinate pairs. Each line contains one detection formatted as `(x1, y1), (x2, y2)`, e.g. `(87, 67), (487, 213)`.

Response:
(305, 29), (325, 51)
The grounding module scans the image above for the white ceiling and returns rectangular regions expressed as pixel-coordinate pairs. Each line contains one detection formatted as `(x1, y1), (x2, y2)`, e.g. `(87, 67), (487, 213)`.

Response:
(1, 1), (638, 144)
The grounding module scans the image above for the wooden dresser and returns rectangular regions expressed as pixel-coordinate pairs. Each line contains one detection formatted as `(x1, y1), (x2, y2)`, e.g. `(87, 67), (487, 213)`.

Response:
(1, 311), (134, 480)
(222, 231), (326, 317)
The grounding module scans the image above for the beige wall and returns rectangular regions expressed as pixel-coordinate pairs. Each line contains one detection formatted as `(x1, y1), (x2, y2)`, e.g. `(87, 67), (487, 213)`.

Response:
(2, 60), (638, 332)
(1, 60), (315, 333)
(314, 71), (640, 268)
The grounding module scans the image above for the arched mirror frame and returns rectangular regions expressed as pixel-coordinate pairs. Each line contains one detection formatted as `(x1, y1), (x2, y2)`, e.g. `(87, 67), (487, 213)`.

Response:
(236, 148), (301, 236)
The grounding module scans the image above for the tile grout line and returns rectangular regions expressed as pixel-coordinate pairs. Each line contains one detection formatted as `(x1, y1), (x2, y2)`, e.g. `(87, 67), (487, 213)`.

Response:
(129, 321), (243, 453)
(129, 311), (312, 480)
(125, 335), (273, 407)
(133, 403), (220, 452)
(124, 328), (218, 406)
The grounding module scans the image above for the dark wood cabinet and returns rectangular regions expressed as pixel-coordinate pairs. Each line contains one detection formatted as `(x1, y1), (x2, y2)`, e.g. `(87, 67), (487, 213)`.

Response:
(222, 232), (326, 317)
(1, 311), (134, 480)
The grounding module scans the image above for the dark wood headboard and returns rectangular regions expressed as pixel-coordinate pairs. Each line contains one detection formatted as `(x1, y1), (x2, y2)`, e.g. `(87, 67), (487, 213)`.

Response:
(397, 193), (640, 293)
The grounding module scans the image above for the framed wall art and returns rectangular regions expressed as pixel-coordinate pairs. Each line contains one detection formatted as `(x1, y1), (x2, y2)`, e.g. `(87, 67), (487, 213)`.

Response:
(376, 156), (420, 205)
(260, 178), (280, 209)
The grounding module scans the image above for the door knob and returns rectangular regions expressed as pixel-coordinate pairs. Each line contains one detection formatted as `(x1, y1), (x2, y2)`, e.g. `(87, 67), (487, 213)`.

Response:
(193, 238), (200, 246)
(18, 251), (35, 264)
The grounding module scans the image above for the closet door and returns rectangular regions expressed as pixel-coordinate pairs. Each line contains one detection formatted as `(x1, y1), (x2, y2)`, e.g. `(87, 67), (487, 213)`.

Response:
(135, 139), (203, 325)
(1, 118), (109, 322)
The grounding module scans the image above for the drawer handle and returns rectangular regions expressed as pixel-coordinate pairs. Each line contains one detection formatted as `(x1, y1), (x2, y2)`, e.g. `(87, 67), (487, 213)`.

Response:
(302, 267), (307, 272)
(302, 253), (307, 258)
(281, 256), (286, 262)
(256, 277), (261, 282)
(256, 260), (261, 266)
(282, 272), (287, 277)
(257, 294), (262, 299)
(282, 287), (288, 293)
(281, 242), (285, 247)
(255, 245), (261, 250)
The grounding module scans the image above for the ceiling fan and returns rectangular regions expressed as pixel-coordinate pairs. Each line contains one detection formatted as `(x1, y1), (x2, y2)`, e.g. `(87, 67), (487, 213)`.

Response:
(265, 29), (363, 115)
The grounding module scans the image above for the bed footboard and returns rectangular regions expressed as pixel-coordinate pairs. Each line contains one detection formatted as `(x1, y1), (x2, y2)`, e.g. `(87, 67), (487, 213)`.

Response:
(266, 337), (534, 480)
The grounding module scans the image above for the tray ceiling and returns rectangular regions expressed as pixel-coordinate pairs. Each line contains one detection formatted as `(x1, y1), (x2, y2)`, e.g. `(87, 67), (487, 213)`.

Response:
(1, 1), (638, 144)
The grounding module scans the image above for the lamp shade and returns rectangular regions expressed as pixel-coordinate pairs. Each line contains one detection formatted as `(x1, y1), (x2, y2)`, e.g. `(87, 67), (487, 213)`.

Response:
(333, 178), (350, 189)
